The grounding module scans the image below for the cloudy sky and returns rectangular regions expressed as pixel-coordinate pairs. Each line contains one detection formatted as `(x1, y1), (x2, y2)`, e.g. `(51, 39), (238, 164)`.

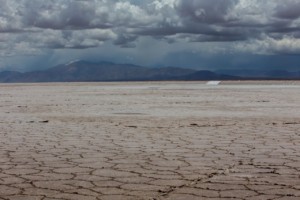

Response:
(1, 0), (300, 72)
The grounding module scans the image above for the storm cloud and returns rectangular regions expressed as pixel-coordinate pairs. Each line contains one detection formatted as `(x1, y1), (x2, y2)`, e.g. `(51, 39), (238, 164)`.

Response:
(1, 0), (300, 70)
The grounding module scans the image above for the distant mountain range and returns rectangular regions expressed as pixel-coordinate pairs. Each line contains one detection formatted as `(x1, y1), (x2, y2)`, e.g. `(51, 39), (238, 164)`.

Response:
(0, 60), (299, 83)
(216, 69), (300, 79)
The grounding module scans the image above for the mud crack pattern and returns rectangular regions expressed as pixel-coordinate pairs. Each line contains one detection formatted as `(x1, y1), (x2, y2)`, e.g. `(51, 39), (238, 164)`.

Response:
(0, 82), (300, 200)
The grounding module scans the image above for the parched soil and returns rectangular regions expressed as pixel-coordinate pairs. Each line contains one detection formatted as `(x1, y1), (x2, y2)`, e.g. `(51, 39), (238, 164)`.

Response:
(0, 82), (299, 200)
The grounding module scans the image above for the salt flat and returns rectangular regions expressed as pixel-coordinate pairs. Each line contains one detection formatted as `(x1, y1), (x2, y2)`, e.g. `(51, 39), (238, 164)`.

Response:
(0, 81), (300, 200)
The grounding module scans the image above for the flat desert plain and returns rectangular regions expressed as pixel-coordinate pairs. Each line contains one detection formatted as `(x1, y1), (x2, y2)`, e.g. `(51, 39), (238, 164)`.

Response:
(0, 81), (300, 200)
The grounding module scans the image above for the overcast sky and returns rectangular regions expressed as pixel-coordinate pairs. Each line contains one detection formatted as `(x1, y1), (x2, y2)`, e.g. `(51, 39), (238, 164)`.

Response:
(1, 0), (300, 72)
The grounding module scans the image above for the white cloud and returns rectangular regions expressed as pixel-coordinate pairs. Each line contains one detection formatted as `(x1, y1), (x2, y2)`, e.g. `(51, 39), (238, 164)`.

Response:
(1, 0), (300, 59)
(235, 35), (300, 55)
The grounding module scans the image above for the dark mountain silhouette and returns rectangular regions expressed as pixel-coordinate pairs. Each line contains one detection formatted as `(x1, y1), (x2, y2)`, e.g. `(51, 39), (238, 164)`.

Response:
(0, 71), (22, 82)
(0, 61), (198, 82)
(176, 70), (239, 81)
(0, 60), (299, 83)
(216, 69), (300, 79)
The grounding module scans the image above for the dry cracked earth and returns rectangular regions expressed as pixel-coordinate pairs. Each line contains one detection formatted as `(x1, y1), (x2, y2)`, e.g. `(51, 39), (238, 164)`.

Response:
(0, 81), (300, 200)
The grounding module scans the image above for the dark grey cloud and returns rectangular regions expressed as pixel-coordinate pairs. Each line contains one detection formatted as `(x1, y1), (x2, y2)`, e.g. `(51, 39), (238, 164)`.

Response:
(1, 0), (300, 71)
(274, 0), (300, 20)
(23, 1), (99, 30)
(1, 0), (299, 46)
(175, 0), (238, 24)
(129, 0), (300, 52)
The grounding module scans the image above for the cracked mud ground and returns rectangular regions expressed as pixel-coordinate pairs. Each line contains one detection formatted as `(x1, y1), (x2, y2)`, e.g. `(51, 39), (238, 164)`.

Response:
(0, 82), (300, 200)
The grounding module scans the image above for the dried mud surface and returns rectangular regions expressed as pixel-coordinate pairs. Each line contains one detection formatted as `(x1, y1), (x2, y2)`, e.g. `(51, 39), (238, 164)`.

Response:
(0, 82), (300, 200)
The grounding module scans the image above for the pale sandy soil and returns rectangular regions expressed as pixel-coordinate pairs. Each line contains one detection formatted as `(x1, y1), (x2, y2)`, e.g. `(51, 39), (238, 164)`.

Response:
(0, 81), (299, 200)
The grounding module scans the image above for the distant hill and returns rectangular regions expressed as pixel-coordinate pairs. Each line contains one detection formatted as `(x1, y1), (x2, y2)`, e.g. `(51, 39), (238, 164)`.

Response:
(215, 69), (300, 79)
(1, 61), (299, 83)
(0, 71), (22, 82)
(177, 70), (239, 81)
(0, 61), (198, 82)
